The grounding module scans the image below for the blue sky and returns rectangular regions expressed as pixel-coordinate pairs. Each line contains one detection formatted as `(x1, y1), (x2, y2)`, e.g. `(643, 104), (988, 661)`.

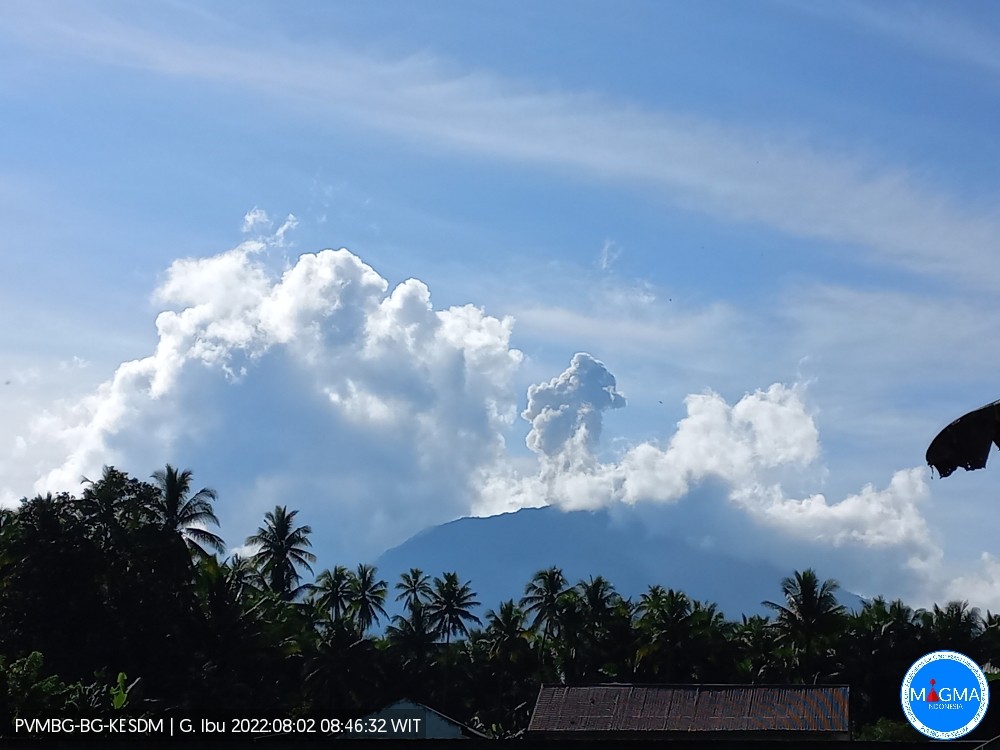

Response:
(3, 0), (1000, 608)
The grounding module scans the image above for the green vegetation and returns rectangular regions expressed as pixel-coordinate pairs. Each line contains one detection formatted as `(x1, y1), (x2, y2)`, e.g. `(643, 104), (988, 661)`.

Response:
(1, 464), (998, 738)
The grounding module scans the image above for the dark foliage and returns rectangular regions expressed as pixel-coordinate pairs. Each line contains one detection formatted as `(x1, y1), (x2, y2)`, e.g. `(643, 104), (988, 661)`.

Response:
(1, 464), (998, 738)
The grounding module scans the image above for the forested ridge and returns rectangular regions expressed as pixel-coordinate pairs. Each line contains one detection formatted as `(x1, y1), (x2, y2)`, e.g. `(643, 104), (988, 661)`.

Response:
(1, 465), (997, 740)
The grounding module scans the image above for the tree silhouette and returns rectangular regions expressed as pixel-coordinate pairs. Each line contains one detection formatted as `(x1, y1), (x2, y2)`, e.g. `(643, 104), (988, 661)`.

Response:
(396, 568), (433, 613)
(520, 566), (567, 665)
(150, 464), (225, 558)
(245, 506), (315, 601)
(762, 568), (846, 683)
(386, 601), (438, 695)
(636, 587), (695, 681)
(485, 600), (533, 664)
(348, 564), (388, 632)
(311, 565), (353, 623)
(6, 463), (1000, 739)
(427, 572), (482, 646)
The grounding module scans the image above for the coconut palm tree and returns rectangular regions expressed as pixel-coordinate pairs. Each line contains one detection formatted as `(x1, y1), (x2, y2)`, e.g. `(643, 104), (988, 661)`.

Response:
(688, 599), (735, 682)
(396, 568), (433, 613)
(225, 553), (265, 596)
(311, 565), (353, 623)
(520, 567), (567, 657)
(424, 572), (481, 711)
(427, 572), (482, 646)
(571, 576), (628, 680)
(245, 506), (315, 600)
(386, 601), (438, 681)
(636, 587), (695, 681)
(920, 600), (984, 656)
(348, 564), (388, 632)
(577, 575), (620, 627)
(193, 555), (271, 695)
(483, 599), (537, 726)
(978, 610), (1000, 668)
(762, 568), (846, 682)
(485, 600), (534, 664)
(150, 464), (225, 558)
(843, 596), (923, 728)
(733, 614), (785, 683)
(551, 588), (587, 681)
(304, 613), (378, 714)
(636, 584), (668, 617)
(78, 466), (156, 548)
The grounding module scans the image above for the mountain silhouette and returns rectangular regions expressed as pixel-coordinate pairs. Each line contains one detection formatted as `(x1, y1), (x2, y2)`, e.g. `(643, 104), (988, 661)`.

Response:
(375, 505), (862, 621)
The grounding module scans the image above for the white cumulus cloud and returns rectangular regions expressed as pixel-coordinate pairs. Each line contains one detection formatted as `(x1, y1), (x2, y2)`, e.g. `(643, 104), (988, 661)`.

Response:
(2, 225), (984, 608)
(8, 221), (523, 561)
(477, 354), (941, 598)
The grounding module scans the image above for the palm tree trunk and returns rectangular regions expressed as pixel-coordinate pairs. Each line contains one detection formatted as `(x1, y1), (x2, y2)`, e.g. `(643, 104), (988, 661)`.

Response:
(442, 630), (451, 711)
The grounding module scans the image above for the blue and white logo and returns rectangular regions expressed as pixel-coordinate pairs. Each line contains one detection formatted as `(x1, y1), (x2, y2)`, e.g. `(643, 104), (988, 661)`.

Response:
(901, 650), (989, 740)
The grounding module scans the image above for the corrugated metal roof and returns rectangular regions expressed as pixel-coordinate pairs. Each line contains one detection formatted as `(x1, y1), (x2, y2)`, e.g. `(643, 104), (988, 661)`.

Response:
(528, 684), (849, 734)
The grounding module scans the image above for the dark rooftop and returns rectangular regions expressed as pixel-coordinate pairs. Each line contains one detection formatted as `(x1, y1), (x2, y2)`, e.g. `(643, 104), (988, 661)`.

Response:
(528, 684), (850, 735)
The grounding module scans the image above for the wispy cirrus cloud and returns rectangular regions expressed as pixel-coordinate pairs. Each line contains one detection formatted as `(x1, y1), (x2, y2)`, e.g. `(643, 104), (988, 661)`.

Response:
(241, 207), (270, 234)
(5, 2), (1000, 289)
(798, 1), (1000, 78)
(598, 240), (622, 272)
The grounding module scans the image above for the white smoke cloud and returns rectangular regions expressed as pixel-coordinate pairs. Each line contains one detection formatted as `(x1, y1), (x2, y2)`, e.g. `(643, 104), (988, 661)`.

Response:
(523, 352), (626, 459)
(477, 355), (940, 591)
(5, 221), (990, 608)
